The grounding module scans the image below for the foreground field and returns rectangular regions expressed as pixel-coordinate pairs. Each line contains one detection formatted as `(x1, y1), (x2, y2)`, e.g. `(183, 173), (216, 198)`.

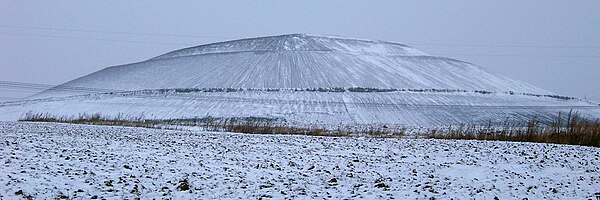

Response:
(1, 122), (599, 199)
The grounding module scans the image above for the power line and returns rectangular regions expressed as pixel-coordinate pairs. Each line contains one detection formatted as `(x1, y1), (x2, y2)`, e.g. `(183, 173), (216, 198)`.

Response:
(0, 88), (44, 93)
(408, 43), (600, 49)
(3, 31), (599, 58)
(0, 25), (233, 39)
(0, 32), (192, 46)
(2, 24), (600, 49)
(0, 96), (25, 103)
(0, 80), (122, 93)
(437, 54), (600, 58)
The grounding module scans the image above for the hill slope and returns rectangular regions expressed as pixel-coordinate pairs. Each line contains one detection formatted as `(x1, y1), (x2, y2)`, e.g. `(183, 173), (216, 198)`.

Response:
(2, 34), (597, 126)
(34, 34), (548, 98)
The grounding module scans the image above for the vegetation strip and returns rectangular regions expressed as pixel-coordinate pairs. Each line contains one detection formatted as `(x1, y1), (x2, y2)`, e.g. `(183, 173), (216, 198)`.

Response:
(20, 111), (599, 147)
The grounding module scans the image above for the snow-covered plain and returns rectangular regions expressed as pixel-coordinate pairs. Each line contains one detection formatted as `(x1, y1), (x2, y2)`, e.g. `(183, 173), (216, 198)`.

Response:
(2, 89), (599, 126)
(1, 122), (599, 199)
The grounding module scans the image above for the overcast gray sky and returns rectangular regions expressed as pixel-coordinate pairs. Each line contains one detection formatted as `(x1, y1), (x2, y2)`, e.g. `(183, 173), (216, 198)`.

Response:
(1, 0), (599, 101)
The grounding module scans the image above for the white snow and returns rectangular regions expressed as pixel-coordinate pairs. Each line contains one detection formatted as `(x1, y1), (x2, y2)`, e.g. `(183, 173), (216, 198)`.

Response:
(5, 34), (597, 126)
(1, 122), (599, 199)
(32, 34), (549, 99)
(2, 90), (599, 126)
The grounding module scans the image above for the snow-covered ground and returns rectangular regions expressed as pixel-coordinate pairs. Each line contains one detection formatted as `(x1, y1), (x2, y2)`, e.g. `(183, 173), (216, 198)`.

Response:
(2, 90), (599, 125)
(1, 122), (598, 199)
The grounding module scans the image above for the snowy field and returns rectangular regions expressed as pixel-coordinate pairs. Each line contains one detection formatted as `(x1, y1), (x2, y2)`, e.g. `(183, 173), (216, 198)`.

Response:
(2, 90), (599, 126)
(1, 122), (599, 199)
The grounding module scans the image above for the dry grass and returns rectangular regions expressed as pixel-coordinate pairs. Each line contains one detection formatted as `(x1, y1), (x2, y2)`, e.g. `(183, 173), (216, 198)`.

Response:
(19, 111), (599, 146)
(427, 111), (600, 147)
(18, 112), (403, 137)
(20, 112), (158, 128)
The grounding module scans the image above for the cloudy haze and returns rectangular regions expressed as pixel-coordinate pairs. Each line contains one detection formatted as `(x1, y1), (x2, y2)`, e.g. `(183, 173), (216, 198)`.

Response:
(1, 0), (599, 100)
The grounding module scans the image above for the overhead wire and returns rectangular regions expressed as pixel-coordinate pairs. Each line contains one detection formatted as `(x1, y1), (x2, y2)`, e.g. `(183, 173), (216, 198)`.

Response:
(0, 25), (233, 39)
(1, 24), (600, 56)
(3, 31), (599, 58)
(434, 54), (600, 58)
(406, 43), (600, 49)
(0, 80), (123, 93)
(0, 32), (192, 46)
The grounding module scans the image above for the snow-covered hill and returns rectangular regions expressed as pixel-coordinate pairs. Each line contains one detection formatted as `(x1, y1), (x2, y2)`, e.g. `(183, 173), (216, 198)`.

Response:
(2, 34), (598, 125)
(33, 34), (548, 98)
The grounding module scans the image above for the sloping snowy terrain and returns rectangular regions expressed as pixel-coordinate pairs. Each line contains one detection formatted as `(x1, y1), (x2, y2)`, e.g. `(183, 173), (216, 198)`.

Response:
(2, 90), (599, 125)
(1, 122), (599, 199)
(33, 34), (548, 98)
(2, 34), (597, 125)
